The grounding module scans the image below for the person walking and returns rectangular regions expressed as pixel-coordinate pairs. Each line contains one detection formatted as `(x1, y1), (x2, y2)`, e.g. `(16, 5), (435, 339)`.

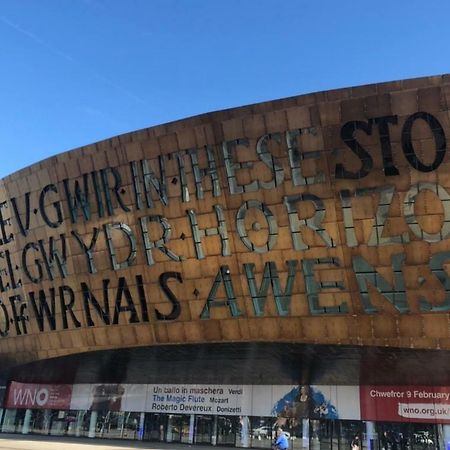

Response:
(273, 427), (289, 450)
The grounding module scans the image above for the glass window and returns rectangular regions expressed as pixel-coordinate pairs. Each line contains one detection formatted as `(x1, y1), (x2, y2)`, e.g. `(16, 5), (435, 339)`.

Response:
(48, 410), (68, 436)
(64, 411), (79, 436)
(92, 411), (140, 439)
(181, 414), (194, 444)
(121, 412), (141, 439)
(377, 421), (438, 450)
(410, 422), (438, 450)
(310, 419), (332, 449)
(29, 410), (51, 435)
(93, 411), (111, 438)
(97, 411), (122, 438)
(15, 409), (27, 433)
(64, 410), (88, 437)
(167, 414), (182, 442)
(143, 412), (166, 441)
(217, 415), (238, 446)
(76, 410), (93, 437)
(290, 418), (309, 450)
(250, 416), (276, 449)
(236, 416), (251, 448)
(195, 415), (213, 444)
(338, 420), (364, 450)
(165, 414), (192, 443)
(1, 409), (19, 433)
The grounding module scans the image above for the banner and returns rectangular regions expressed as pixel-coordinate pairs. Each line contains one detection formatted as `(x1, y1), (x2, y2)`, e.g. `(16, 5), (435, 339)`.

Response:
(4, 381), (449, 424)
(5, 382), (72, 409)
(360, 386), (450, 424)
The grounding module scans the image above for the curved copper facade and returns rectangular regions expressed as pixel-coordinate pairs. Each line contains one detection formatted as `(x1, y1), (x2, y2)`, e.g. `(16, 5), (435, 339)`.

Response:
(1, 74), (450, 366)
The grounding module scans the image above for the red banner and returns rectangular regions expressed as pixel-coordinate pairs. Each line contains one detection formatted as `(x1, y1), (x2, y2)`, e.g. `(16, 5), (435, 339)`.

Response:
(360, 385), (450, 424)
(5, 382), (72, 410)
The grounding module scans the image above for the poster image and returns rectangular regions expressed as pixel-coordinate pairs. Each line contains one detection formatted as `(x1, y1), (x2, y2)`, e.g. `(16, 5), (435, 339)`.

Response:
(70, 384), (127, 411)
(89, 384), (125, 411)
(272, 385), (338, 420)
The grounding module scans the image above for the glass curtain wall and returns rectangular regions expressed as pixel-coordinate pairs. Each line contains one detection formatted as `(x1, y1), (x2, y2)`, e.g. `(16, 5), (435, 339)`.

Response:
(0, 408), (443, 449)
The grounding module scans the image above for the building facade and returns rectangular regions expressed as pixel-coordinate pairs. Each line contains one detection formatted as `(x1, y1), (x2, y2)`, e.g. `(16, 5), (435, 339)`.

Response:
(0, 75), (449, 449)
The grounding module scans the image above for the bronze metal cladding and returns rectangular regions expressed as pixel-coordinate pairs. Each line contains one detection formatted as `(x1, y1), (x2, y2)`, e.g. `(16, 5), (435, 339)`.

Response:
(1, 75), (450, 366)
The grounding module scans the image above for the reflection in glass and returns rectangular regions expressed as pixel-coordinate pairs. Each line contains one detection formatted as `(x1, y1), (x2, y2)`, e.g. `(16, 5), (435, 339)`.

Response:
(250, 416), (275, 449)
(217, 415), (238, 445)
(377, 421), (438, 450)
(195, 415), (213, 444)
(1, 409), (20, 433)
(143, 413), (166, 441)
(93, 411), (140, 439)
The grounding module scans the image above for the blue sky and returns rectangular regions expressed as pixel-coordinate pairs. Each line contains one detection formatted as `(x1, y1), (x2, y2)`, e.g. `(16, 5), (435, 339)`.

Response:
(0, 0), (449, 178)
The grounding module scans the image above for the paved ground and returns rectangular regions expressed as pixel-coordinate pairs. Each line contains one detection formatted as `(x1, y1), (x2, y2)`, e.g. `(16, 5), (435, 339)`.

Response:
(0, 434), (240, 450)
